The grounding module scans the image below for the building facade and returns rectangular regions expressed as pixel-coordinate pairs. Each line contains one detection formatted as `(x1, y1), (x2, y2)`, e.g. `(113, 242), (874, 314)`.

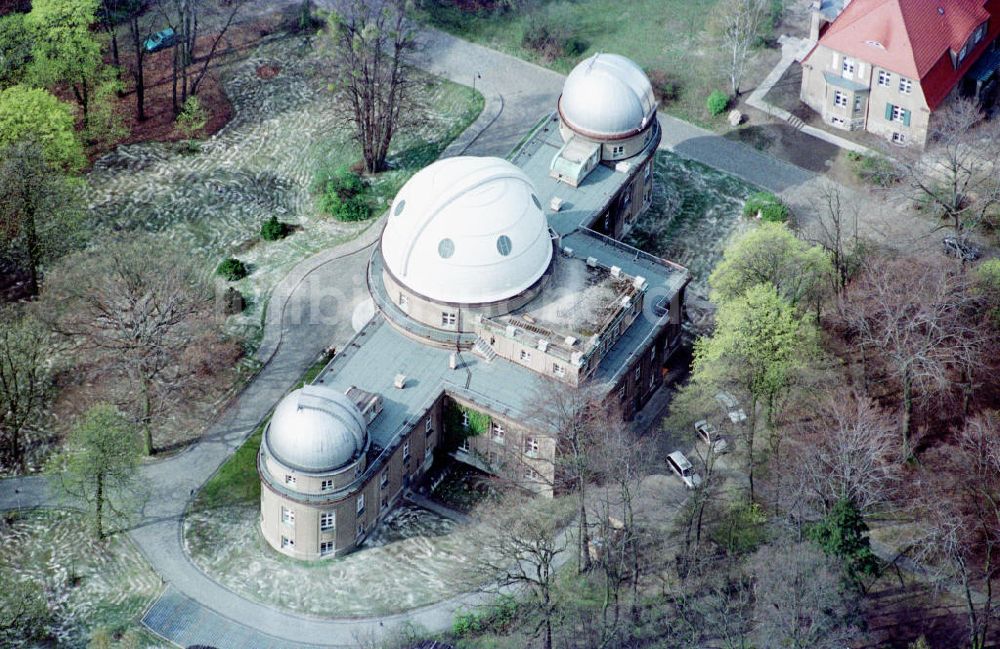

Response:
(259, 53), (689, 560)
(800, 0), (1000, 146)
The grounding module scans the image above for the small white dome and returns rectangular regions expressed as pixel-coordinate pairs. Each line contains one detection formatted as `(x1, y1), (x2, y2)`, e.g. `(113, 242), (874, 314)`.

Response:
(264, 385), (367, 473)
(559, 53), (656, 139)
(381, 156), (553, 305)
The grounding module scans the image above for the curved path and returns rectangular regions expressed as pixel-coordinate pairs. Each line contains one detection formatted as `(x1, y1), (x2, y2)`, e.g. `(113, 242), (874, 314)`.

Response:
(0, 25), (924, 649)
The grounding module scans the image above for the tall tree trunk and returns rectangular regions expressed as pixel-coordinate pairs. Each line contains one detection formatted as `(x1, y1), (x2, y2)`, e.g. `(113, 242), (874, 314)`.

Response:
(141, 373), (153, 455)
(95, 471), (105, 540)
(901, 370), (912, 461)
(747, 394), (758, 502)
(129, 15), (146, 121)
(578, 470), (591, 573)
(23, 203), (39, 297)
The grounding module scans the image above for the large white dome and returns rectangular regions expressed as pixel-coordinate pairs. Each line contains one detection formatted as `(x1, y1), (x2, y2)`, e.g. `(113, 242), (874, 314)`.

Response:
(559, 53), (657, 139)
(264, 385), (367, 473)
(381, 156), (553, 304)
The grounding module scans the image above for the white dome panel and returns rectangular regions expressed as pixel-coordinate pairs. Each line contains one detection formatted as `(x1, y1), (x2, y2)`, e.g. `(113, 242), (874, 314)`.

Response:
(559, 53), (657, 139)
(265, 385), (367, 473)
(381, 156), (553, 304)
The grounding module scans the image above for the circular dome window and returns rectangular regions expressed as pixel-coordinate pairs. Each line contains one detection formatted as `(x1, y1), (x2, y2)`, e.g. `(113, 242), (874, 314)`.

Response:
(394, 199), (406, 216)
(496, 235), (513, 256)
(438, 238), (455, 259)
(531, 194), (542, 210)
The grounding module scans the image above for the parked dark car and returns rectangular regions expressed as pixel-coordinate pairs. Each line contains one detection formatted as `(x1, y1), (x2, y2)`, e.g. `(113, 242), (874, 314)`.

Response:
(942, 235), (981, 261)
(144, 27), (177, 53)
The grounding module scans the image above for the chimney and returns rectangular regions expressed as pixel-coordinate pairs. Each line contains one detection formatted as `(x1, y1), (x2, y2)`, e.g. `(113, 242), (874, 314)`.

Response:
(449, 353), (458, 370)
(394, 374), (407, 389)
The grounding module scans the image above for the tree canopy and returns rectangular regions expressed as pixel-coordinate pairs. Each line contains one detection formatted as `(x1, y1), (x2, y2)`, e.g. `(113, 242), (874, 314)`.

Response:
(0, 85), (84, 171)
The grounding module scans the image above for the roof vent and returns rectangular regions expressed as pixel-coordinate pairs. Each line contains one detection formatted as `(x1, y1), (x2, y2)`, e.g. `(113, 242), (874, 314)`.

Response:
(449, 352), (458, 370)
(610, 265), (622, 278)
(550, 197), (564, 212)
(938, 6), (944, 14)
(621, 296), (632, 308)
(505, 324), (517, 337)
(586, 256), (599, 267)
(614, 161), (632, 173)
(562, 246), (574, 257)
(571, 351), (584, 366)
(393, 374), (407, 389)
(537, 339), (549, 352)
(633, 275), (648, 290)
(564, 336), (577, 347)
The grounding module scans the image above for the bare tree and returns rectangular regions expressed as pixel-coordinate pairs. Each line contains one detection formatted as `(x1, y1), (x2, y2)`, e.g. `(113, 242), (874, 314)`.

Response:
(794, 391), (898, 515)
(750, 540), (862, 649)
(0, 307), (55, 472)
(899, 97), (1000, 237)
(472, 495), (571, 649)
(125, 3), (149, 121)
(710, 0), (771, 96)
(42, 236), (220, 455)
(807, 185), (867, 294)
(320, 0), (416, 173)
(842, 257), (986, 459)
(913, 412), (1000, 649)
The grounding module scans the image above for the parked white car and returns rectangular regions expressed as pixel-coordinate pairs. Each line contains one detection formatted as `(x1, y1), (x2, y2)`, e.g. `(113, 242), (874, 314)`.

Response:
(666, 451), (703, 489)
(694, 419), (729, 455)
(714, 391), (747, 423)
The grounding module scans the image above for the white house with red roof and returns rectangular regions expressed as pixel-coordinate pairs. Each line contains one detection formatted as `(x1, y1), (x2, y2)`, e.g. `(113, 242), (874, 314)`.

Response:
(799, 0), (1000, 145)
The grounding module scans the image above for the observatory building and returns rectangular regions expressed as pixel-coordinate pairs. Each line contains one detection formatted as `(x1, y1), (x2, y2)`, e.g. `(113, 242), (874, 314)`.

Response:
(259, 53), (689, 560)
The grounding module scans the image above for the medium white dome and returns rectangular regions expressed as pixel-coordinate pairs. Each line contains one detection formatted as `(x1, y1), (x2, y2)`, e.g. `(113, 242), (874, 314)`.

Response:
(559, 53), (657, 139)
(264, 385), (367, 473)
(381, 156), (553, 304)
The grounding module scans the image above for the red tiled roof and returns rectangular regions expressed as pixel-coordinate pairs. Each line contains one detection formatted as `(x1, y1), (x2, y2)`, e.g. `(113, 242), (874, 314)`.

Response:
(805, 0), (1000, 109)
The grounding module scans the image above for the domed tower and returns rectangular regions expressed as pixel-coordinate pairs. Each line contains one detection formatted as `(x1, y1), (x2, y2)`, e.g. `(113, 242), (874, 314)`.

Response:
(258, 384), (377, 559)
(376, 156), (554, 339)
(551, 53), (660, 237)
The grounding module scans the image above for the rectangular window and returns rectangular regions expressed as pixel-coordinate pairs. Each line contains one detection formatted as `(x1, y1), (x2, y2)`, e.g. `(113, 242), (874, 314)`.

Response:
(281, 536), (294, 549)
(281, 506), (294, 526)
(854, 94), (862, 113)
(634, 366), (641, 380)
(320, 541), (334, 556)
(649, 346), (656, 362)
(612, 144), (625, 157)
(525, 466), (541, 481)
(833, 90), (848, 107)
(381, 497), (388, 511)
(321, 479), (333, 491)
(459, 437), (471, 452)
(890, 104), (909, 124)
(441, 312), (456, 327)
(891, 131), (907, 145)
(552, 363), (566, 378)
(284, 474), (296, 486)
(320, 511), (335, 531)
(898, 77), (912, 94)
(357, 521), (365, 538)
(877, 70), (891, 87)
(403, 440), (410, 461)
(841, 56), (855, 76)
(380, 470), (389, 489)
(399, 293), (408, 308)
(649, 374), (655, 389)
(492, 422), (505, 442)
(357, 493), (365, 515)
(461, 410), (469, 428)
(425, 418), (432, 434)
(524, 437), (539, 457)
(520, 349), (532, 362)
(618, 385), (626, 401)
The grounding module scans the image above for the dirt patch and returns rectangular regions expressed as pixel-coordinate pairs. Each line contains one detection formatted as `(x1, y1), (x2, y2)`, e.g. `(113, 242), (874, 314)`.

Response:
(256, 63), (282, 79)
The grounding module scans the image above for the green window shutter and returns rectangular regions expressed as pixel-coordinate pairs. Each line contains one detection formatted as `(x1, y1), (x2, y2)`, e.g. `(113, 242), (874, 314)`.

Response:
(885, 103), (893, 120)
(903, 109), (911, 126)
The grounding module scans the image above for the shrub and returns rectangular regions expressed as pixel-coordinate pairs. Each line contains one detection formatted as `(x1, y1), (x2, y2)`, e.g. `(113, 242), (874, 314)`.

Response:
(222, 287), (245, 315)
(216, 257), (247, 281)
(742, 191), (789, 222)
(314, 165), (373, 221)
(260, 215), (289, 241)
(706, 90), (730, 116)
(521, 11), (585, 60)
(712, 501), (768, 555)
(647, 68), (681, 104)
(846, 151), (900, 187)
(175, 95), (207, 140)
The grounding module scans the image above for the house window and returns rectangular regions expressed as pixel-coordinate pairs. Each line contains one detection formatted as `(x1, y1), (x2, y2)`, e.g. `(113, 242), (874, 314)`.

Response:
(552, 363), (566, 378)
(898, 77), (912, 94)
(284, 474), (296, 486)
(634, 366), (641, 381)
(320, 511), (335, 531)
(356, 494), (365, 515)
(611, 144), (625, 158)
(425, 418), (432, 434)
(649, 346), (656, 362)
(618, 385), (626, 401)
(833, 90), (848, 107)
(403, 441), (410, 461)
(841, 56), (855, 76)
(525, 466), (541, 481)
(492, 422), (505, 442)
(321, 479), (333, 491)
(399, 293), (408, 308)
(357, 521), (366, 538)
(649, 375), (656, 389)
(854, 94), (862, 113)
(524, 437), (539, 457)
(877, 70), (891, 87)
(461, 410), (469, 428)
(831, 116), (846, 127)
(892, 131), (907, 145)
(459, 436), (471, 452)
(320, 541), (334, 556)
(888, 104), (910, 125)
(380, 470), (389, 489)
(424, 445), (433, 461)
(644, 187), (652, 205)
(441, 312), (456, 327)
(520, 349), (532, 362)
(281, 506), (294, 525)
(281, 536), (294, 549)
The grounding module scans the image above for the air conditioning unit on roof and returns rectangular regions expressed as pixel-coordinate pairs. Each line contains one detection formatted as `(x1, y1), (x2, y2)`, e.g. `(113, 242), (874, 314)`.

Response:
(550, 197), (564, 212)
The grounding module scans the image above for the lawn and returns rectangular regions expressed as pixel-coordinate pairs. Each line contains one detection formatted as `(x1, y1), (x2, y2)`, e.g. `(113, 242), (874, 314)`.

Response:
(84, 35), (483, 345)
(0, 509), (162, 647)
(417, 0), (752, 127)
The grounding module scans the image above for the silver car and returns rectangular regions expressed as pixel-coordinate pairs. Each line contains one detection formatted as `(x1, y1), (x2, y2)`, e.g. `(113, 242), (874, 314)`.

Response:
(694, 419), (729, 455)
(667, 451), (703, 489)
(714, 391), (747, 423)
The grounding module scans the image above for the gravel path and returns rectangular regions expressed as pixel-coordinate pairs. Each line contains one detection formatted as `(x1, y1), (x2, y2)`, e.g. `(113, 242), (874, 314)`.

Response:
(0, 26), (939, 649)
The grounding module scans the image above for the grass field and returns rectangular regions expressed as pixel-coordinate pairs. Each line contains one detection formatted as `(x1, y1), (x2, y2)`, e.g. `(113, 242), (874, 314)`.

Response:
(417, 0), (764, 127)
